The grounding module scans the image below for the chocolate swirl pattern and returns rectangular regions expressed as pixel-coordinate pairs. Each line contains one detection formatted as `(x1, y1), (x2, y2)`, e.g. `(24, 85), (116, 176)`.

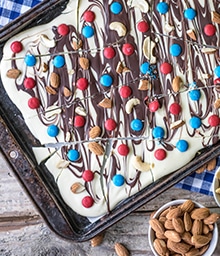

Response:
(1, 0), (220, 217)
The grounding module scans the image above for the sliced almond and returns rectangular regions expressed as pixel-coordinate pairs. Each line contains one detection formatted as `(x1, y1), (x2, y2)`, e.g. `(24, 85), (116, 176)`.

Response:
(170, 120), (185, 130)
(72, 39), (83, 50)
(138, 79), (151, 90)
(116, 61), (124, 74)
(187, 29), (197, 40)
(63, 87), (72, 97)
(214, 98), (220, 109)
(211, 11), (220, 24)
(98, 98), (112, 108)
(70, 182), (85, 194)
(56, 159), (70, 169)
(46, 86), (57, 95)
(201, 47), (217, 54)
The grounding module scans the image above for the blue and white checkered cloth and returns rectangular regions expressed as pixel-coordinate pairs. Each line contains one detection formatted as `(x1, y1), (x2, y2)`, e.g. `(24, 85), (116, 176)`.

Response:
(0, 0), (218, 197)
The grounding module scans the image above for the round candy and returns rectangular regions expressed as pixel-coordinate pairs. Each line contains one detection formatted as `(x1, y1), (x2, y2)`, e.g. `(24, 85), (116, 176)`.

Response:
(188, 89), (201, 101)
(24, 54), (36, 67)
(53, 55), (65, 68)
(117, 144), (130, 156)
(10, 41), (22, 53)
(149, 100), (160, 112)
(154, 149), (167, 161)
(110, 2), (123, 14)
(47, 124), (59, 137)
(82, 170), (94, 182)
(204, 24), (216, 36)
(184, 8), (196, 20)
(156, 2), (169, 14)
(82, 25), (94, 38)
(130, 119), (143, 132)
(74, 115), (86, 127)
(28, 97), (40, 109)
(57, 24), (70, 36)
(176, 140), (188, 152)
(67, 149), (80, 161)
(169, 43), (182, 57)
(140, 62), (150, 74)
(103, 47), (116, 59)
(83, 10), (95, 22)
(112, 174), (125, 187)
(82, 196), (94, 208)
(208, 114), (220, 127)
(100, 74), (113, 87)
(24, 77), (36, 89)
(160, 62), (173, 74)
(152, 126), (165, 139)
(189, 116), (201, 129)
(119, 86), (132, 98)
(105, 118), (117, 131)
(169, 102), (181, 115)
(76, 78), (89, 90)
(122, 43), (135, 56)
(137, 20), (149, 33)
(214, 66), (220, 78)
(214, 78), (220, 85)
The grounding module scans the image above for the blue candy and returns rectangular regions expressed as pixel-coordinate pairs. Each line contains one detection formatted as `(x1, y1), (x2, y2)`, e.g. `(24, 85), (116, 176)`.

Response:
(188, 89), (201, 101)
(110, 2), (123, 14)
(53, 55), (65, 68)
(112, 174), (125, 186)
(67, 149), (80, 162)
(184, 8), (196, 20)
(130, 119), (143, 131)
(189, 116), (201, 129)
(140, 62), (150, 74)
(214, 66), (220, 78)
(100, 74), (113, 87)
(176, 140), (189, 152)
(82, 25), (94, 38)
(156, 2), (169, 14)
(47, 124), (59, 137)
(24, 54), (36, 66)
(152, 126), (165, 139)
(170, 44), (182, 57)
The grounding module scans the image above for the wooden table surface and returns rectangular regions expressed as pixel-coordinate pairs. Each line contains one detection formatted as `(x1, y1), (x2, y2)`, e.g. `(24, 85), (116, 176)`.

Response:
(0, 150), (220, 256)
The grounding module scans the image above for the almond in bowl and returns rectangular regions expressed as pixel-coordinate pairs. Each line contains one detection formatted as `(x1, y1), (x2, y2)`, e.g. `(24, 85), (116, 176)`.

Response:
(212, 168), (220, 207)
(148, 199), (219, 256)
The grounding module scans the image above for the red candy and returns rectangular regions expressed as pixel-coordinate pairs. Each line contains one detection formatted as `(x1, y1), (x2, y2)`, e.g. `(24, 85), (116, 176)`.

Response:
(154, 149), (167, 161)
(74, 115), (85, 127)
(208, 114), (220, 127)
(122, 43), (135, 56)
(24, 77), (36, 89)
(117, 144), (130, 156)
(105, 118), (117, 131)
(137, 20), (149, 33)
(160, 62), (173, 74)
(57, 24), (70, 36)
(204, 24), (216, 36)
(76, 78), (88, 90)
(149, 100), (160, 112)
(119, 86), (132, 98)
(83, 10), (95, 22)
(82, 196), (94, 208)
(82, 170), (94, 182)
(169, 102), (181, 115)
(10, 41), (23, 53)
(214, 78), (220, 85)
(28, 97), (40, 109)
(104, 47), (116, 59)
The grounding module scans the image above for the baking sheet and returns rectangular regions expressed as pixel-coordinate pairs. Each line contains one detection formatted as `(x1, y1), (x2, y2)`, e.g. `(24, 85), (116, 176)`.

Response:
(0, 0), (220, 242)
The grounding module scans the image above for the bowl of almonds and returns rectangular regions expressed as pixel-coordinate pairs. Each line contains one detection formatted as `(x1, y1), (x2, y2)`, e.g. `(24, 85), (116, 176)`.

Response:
(213, 168), (220, 207)
(148, 199), (219, 256)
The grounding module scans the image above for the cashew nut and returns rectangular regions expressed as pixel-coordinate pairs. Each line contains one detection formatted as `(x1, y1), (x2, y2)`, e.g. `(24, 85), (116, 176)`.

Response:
(75, 106), (87, 116)
(128, 0), (149, 13)
(40, 34), (56, 48)
(143, 37), (156, 64)
(109, 22), (127, 37)
(164, 22), (175, 33)
(125, 98), (140, 114)
(132, 156), (151, 172)
(56, 159), (70, 169)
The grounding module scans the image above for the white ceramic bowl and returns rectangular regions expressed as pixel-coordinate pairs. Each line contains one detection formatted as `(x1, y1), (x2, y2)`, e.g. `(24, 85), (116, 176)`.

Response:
(212, 168), (220, 207)
(148, 199), (218, 256)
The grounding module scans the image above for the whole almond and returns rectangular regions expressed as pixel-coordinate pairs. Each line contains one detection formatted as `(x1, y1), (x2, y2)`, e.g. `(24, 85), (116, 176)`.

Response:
(167, 240), (191, 254)
(72, 39), (83, 50)
(191, 208), (210, 220)
(199, 244), (209, 255)
(214, 98), (220, 109)
(186, 29), (197, 40)
(159, 207), (171, 218)
(155, 232), (166, 240)
(63, 87), (72, 97)
(6, 68), (21, 79)
(203, 212), (220, 225)
(89, 126), (102, 139)
(114, 243), (130, 256)
(153, 239), (167, 256)
(181, 231), (193, 245)
(172, 218), (185, 234)
(164, 230), (181, 242)
(191, 219), (203, 236)
(149, 219), (165, 236)
(201, 47), (217, 54)
(88, 142), (104, 156)
(70, 182), (85, 194)
(212, 11), (220, 24)
(196, 164), (206, 174)
(46, 86), (57, 95)
(158, 216), (167, 224)
(191, 235), (211, 248)
(184, 212), (192, 232)
(164, 219), (174, 230)
(206, 158), (216, 171)
(50, 72), (60, 88)
(185, 248), (200, 256)
(180, 200), (195, 213)
(98, 98), (112, 108)
(166, 207), (182, 220)
(172, 76), (182, 92)
(202, 224), (210, 235)
(79, 57), (90, 70)
(90, 233), (104, 247)
(138, 79), (151, 90)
